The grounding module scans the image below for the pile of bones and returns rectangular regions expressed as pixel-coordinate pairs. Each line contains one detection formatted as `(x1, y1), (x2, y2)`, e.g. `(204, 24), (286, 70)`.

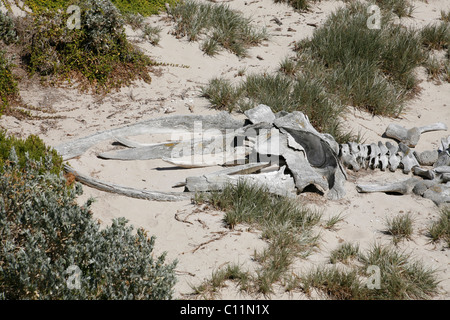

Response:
(56, 104), (450, 207)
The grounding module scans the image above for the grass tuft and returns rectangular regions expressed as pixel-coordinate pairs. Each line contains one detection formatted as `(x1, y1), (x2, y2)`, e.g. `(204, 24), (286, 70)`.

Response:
(170, 0), (267, 57)
(384, 213), (414, 244)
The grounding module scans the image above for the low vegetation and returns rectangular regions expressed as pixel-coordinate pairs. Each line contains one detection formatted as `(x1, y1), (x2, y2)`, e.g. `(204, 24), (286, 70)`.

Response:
(193, 181), (322, 296)
(0, 50), (19, 116)
(169, 0), (268, 57)
(0, 133), (177, 299)
(427, 208), (450, 248)
(384, 213), (414, 244)
(303, 243), (439, 299)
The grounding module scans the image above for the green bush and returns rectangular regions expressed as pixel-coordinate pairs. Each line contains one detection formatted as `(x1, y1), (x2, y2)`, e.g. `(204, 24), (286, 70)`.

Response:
(14, 0), (177, 16)
(0, 142), (177, 300)
(0, 10), (18, 44)
(0, 51), (18, 115)
(0, 130), (62, 175)
(23, 0), (153, 92)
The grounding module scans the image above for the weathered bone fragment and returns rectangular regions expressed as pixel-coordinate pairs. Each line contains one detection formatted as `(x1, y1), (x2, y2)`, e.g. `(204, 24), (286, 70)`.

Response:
(385, 141), (401, 172)
(438, 136), (450, 153)
(413, 166), (435, 180)
(414, 150), (439, 166)
(55, 112), (245, 160)
(185, 166), (296, 197)
(273, 113), (346, 199)
(161, 146), (251, 168)
(356, 178), (420, 195)
(442, 173), (450, 183)
(378, 141), (389, 171)
(412, 180), (439, 196)
(340, 144), (360, 171)
(64, 164), (191, 201)
(434, 150), (450, 167)
(434, 166), (450, 174)
(398, 143), (419, 174)
(244, 104), (276, 125)
(384, 122), (448, 147)
(422, 184), (450, 206)
(368, 143), (381, 169)
(113, 136), (156, 148)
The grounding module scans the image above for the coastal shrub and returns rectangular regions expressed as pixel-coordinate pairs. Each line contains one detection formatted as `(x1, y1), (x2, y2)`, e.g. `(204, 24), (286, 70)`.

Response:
(0, 130), (63, 174)
(10, 0), (177, 16)
(0, 10), (18, 44)
(22, 0), (153, 92)
(0, 143), (177, 300)
(0, 51), (18, 115)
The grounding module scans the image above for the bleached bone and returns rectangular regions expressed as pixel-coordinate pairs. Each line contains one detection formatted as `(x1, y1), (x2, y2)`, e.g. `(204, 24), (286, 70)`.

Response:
(368, 143), (381, 169)
(244, 104), (276, 125)
(356, 178), (420, 195)
(434, 166), (450, 174)
(413, 150), (439, 166)
(273, 112), (346, 199)
(340, 144), (360, 171)
(442, 173), (450, 183)
(434, 150), (450, 167)
(185, 166), (297, 198)
(386, 141), (401, 172)
(384, 122), (448, 147)
(113, 136), (156, 148)
(413, 166), (435, 180)
(422, 184), (450, 206)
(378, 141), (389, 171)
(64, 164), (191, 201)
(398, 143), (419, 174)
(55, 112), (245, 160)
(161, 146), (251, 168)
(438, 135), (450, 153)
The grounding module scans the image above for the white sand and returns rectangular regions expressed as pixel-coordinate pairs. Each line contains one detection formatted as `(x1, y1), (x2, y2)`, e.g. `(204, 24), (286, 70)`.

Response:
(1, 0), (449, 299)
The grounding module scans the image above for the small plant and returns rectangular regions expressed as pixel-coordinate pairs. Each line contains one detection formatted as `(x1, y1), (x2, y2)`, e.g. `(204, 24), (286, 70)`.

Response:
(302, 243), (439, 299)
(0, 130), (63, 174)
(329, 242), (360, 264)
(200, 77), (242, 111)
(441, 10), (450, 23)
(170, 0), (267, 57)
(278, 56), (299, 77)
(273, 0), (315, 12)
(420, 22), (450, 50)
(427, 208), (450, 247)
(384, 213), (414, 244)
(0, 10), (18, 44)
(372, 0), (414, 18)
(323, 212), (346, 230)
(141, 24), (162, 45)
(0, 51), (19, 116)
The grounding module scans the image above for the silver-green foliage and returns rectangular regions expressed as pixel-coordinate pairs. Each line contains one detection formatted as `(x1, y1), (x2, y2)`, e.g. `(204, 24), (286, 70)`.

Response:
(0, 152), (177, 300)
(0, 10), (17, 44)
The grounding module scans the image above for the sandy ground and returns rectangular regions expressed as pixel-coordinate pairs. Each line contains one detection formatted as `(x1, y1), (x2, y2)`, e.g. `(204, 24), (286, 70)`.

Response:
(1, 0), (449, 299)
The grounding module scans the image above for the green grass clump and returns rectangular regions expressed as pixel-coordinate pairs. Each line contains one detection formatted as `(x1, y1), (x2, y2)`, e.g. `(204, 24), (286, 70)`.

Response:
(0, 51), (19, 116)
(329, 242), (360, 264)
(0, 130), (63, 175)
(273, 0), (316, 12)
(194, 180), (322, 295)
(304, 243), (439, 299)
(384, 213), (414, 244)
(427, 208), (450, 247)
(170, 0), (267, 57)
(420, 22), (450, 51)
